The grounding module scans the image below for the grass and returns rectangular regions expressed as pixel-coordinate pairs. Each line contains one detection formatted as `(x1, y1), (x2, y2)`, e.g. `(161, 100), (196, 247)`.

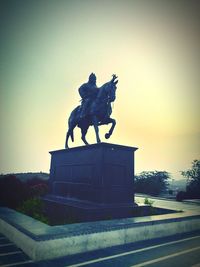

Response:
(144, 197), (154, 206)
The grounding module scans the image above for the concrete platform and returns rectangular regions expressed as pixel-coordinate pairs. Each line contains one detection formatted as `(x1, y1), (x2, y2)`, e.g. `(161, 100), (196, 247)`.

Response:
(0, 199), (200, 261)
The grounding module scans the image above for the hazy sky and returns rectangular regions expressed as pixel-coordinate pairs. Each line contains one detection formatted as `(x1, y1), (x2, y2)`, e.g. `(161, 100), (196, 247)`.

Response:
(0, 0), (199, 178)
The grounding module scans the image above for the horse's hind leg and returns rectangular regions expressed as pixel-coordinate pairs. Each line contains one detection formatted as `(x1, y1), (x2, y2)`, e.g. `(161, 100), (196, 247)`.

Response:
(81, 126), (89, 145)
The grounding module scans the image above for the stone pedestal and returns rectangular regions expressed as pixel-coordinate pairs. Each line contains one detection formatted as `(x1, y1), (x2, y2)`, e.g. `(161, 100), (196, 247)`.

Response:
(43, 143), (138, 223)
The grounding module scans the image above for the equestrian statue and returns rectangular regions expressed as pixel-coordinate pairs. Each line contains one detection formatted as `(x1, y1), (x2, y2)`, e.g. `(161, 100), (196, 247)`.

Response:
(65, 73), (118, 148)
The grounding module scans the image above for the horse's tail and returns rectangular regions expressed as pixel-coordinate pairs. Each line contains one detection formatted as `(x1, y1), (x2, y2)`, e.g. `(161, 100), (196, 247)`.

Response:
(67, 106), (80, 143)
(68, 119), (75, 143)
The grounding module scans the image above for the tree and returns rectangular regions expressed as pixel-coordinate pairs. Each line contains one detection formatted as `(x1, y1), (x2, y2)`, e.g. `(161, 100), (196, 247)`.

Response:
(181, 159), (200, 199)
(135, 171), (170, 196)
(0, 175), (31, 208)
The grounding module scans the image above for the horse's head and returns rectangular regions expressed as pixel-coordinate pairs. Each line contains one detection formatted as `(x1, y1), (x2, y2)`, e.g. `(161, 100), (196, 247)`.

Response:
(105, 74), (118, 102)
(96, 74), (118, 105)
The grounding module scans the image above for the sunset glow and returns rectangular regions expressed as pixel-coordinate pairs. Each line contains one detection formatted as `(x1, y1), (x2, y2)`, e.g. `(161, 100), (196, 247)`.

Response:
(0, 0), (199, 178)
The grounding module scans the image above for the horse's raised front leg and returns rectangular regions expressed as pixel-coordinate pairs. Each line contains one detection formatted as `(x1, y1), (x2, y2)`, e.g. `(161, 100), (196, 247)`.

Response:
(92, 116), (101, 143)
(81, 126), (89, 145)
(104, 118), (116, 139)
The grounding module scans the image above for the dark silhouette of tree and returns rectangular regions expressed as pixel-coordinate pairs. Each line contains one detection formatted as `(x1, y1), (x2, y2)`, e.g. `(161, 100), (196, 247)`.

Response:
(181, 159), (200, 199)
(135, 171), (170, 196)
(0, 175), (31, 208)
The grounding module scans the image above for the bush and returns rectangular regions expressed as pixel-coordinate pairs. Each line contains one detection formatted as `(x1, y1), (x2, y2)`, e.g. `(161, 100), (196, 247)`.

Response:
(0, 174), (49, 209)
(176, 191), (188, 201)
(17, 198), (49, 224)
(30, 183), (49, 196)
(144, 198), (154, 206)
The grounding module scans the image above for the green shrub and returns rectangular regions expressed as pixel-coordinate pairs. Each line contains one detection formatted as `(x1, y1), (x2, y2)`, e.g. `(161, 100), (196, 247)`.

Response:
(144, 198), (154, 206)
(17, 198), (49, 224)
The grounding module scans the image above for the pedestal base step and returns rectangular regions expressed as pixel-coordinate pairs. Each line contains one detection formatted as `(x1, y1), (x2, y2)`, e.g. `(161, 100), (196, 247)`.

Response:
(42, 194), (138, 225)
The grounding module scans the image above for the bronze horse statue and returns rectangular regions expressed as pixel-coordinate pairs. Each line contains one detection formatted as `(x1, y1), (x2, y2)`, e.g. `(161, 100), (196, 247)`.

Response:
(65, 75), (118, 148)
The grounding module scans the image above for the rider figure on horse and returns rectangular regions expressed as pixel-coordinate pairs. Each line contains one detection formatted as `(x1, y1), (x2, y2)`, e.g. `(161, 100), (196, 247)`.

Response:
(78, 73), (98, 119)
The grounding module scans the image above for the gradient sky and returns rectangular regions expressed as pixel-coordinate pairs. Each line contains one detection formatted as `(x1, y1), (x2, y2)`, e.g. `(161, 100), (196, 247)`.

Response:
(0, 0), (199, 178)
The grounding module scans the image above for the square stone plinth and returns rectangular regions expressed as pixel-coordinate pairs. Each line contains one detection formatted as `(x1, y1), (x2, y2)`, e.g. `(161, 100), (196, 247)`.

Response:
(44, 143), (138, 222)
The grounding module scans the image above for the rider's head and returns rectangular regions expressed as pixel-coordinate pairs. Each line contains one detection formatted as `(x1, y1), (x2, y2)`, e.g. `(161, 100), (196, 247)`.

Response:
(88, 73), (96, 85)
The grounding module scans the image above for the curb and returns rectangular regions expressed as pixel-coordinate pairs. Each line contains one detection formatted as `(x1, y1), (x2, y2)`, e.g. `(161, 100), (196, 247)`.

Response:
(0, 207), (200, 261)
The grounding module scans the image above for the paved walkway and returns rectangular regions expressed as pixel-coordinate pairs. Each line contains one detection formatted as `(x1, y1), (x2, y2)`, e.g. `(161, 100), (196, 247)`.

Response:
(135, 195), (200, 214)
